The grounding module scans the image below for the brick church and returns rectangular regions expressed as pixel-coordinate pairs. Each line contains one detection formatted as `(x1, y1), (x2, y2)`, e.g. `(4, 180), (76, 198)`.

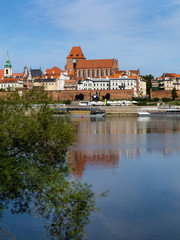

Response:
(65, 46), (119, 80)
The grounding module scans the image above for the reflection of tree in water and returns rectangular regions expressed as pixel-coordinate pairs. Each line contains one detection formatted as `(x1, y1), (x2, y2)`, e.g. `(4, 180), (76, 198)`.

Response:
(0, 224), (15, 240)
(0, 101), (97, 239)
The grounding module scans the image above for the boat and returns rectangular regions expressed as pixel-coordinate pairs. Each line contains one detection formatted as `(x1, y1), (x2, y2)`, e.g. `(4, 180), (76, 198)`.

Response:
(54, 107), (106, 117)
(78, 101), (91, 106)
(138, 110), (151, 116)
(138, 108), (180, 116)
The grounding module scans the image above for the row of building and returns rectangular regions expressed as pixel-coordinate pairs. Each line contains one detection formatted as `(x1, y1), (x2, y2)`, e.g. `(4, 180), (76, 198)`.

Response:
(0, 47), (147, 97)
(152, 73), (180, 91)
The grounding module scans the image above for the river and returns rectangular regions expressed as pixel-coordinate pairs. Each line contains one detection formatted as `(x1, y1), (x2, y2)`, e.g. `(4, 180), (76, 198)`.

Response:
(3, 116), (180, 239)
(70, 116), (180, 240)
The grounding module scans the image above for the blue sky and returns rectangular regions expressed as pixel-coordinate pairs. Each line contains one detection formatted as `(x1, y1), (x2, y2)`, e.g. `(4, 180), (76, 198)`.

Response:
(0, 0), (180, 76)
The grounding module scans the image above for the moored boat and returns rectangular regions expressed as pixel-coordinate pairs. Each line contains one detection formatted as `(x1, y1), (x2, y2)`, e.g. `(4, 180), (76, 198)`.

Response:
(138, 108), (180, 116)
(54, 107), (106, 117)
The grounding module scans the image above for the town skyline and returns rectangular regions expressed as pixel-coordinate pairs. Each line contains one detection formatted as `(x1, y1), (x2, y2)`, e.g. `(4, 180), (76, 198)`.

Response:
(1, 0), (180, 76)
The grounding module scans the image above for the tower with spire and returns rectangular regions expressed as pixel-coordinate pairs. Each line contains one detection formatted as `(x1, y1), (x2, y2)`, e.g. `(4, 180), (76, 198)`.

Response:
(4, 52), (12, 77)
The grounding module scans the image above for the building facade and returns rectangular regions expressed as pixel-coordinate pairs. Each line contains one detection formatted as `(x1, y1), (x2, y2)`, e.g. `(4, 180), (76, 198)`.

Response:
(78, 75), (138, 96)
(65, 46), (119, 80)
(155, 73), (180, 91)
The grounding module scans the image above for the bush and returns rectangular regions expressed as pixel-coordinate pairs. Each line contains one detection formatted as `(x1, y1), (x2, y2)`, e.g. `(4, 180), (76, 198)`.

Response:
(102, 93), (110, 100)
(75, 93), (84, 101)
(63, 99), (71, 105)
(132, 97), (147, 102)
(153, 98), (159, 102)
(137, 102), (147, 106)
(162, 97), (171, 102)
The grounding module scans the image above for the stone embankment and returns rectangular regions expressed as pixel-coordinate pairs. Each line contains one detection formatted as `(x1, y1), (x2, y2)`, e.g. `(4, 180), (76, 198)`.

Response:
(70, 101), (162, 116)
(100, 106), (140, 116)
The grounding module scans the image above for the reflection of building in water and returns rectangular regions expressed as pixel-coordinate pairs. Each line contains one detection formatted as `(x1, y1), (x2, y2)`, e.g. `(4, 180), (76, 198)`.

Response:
(69, 117), (180, 178)
(69, 150), (119, 178)
(119, 149), (140, 160)
(72, 117), (139, 135)
(69, 148), (140, 178)
(137, 117), (180, 134)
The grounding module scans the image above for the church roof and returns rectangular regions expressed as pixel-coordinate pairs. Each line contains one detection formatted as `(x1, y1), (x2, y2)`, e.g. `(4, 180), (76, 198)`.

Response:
(76, 59), (115, 69)
(30, 69), (43, 78)
(67, 46), (86, 59)
(4, 52), (12, 68)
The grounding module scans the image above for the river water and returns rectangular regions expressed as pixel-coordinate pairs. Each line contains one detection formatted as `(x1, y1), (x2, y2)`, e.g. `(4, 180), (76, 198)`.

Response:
(3, 116), (180, 239)
(70, 116), (180, 240)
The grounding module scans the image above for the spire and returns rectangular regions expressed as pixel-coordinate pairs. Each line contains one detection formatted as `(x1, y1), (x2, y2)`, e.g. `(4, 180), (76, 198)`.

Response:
(4, 51), (12, 68)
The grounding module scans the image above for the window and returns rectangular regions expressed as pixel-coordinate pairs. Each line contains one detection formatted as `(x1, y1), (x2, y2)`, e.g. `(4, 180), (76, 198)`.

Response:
(105, 69), (108, 76)
(97, 69), (99, 77)
(6, 69), (8, 74)
(101, 69), (103, 77)
(92, 70), (94, 78)
(88, 70), (90, 77)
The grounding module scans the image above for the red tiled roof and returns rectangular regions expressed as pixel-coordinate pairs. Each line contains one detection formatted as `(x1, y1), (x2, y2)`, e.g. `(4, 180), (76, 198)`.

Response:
(67, 46), (86, 59)
(76, 59), (114, 69)
(65, 80), (76, 84)
(12, 73), (23, 77)
(45, 66), (62, 75)
(0, 78), (19, 83)
(171, 73), (180, 78)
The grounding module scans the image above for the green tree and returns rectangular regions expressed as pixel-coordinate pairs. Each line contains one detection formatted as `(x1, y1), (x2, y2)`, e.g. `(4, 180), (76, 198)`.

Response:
(0, 91), (99, 239)
(172, 87), (178, 100)
(141, 74), (154, 96)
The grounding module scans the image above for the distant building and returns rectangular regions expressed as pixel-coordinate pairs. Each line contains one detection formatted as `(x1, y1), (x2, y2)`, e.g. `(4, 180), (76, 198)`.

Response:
(0, 52), (24, 91)
(4, 52), (12, 78)
(78, 74), (139, 97)
(0, 78), (23, 91)
(32, 66), (76, 91)
(155, 73), (180, 91)
(65, 46), (119, 80)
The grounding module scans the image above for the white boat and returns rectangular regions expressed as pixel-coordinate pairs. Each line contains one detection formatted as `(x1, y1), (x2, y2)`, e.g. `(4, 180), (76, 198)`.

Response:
(138, 110), (151, 116)
(78, 101), (92, 106)
(138, 108), (180, 116)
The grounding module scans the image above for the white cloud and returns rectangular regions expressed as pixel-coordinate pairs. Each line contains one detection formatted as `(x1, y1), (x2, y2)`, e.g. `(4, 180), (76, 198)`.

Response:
(22, 0), (180, 76)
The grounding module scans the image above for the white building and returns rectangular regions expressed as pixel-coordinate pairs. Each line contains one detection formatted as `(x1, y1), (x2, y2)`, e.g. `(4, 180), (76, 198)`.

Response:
(56, 71), (70, 90)
(0, 78), (23, 91)
(78, 78), (110, 91)
(109, 76), (137, 96)
(32, 71), (71, 91)
(78, 76), (138, 96)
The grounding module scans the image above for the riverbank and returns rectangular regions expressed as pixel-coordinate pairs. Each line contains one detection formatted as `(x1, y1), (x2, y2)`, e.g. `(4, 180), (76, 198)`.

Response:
(69, 102), (177, 116)
(98, 105), (163, 116)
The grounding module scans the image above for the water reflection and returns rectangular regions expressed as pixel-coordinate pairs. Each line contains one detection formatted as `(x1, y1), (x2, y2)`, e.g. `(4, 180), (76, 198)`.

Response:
(70, 117), (180, 178)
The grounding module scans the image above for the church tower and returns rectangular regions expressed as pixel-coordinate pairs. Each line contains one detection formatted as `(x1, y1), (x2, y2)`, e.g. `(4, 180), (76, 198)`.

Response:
(4, 52), (12, 77)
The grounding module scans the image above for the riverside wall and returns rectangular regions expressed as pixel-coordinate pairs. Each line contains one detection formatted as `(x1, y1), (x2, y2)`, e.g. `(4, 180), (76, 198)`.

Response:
(48, 89), (134, 101)
(0, 89), (133, 101)
(150, 89), (180, 99)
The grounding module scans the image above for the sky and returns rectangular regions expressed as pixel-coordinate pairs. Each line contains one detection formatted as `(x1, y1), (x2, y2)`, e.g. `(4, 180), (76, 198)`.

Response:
(0, 0), (180, 76)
